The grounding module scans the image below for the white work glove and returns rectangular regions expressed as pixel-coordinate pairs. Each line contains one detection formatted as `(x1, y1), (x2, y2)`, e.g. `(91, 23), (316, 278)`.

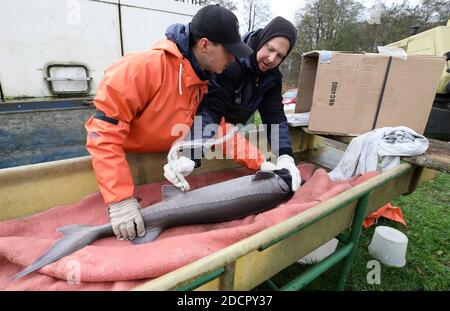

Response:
(108, 198), (145, 240)
(276, 155), (301, 192)
(163, 156), (196, 191)
(259, 159), (278, 171)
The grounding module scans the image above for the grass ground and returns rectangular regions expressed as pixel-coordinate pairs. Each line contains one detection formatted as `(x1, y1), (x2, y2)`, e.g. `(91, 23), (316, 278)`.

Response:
(254, 172), (450, 291)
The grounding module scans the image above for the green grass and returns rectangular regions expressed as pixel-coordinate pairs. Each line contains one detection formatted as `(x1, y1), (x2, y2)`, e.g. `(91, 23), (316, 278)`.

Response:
(253, 112), (262, 126)
(254, 172), (450, 291)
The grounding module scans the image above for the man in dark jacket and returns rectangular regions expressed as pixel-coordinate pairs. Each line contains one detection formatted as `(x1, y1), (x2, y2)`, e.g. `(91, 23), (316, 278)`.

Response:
(164, 17), (301, 192)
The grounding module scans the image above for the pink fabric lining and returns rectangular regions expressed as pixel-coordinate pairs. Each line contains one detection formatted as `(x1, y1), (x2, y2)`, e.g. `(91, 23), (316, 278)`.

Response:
(0, 164), (377, 290)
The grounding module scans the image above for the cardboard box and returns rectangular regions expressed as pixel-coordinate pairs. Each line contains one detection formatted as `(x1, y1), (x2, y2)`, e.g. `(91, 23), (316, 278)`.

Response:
(295, 51), (445, 135)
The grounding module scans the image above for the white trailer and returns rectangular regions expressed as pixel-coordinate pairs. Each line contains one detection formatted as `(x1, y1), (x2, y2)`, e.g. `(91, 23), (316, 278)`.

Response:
(0, 0), (201, 100)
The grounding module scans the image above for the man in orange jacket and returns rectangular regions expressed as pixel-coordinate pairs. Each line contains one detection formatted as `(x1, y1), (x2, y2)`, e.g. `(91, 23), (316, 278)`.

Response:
(85, 5), (253, 241)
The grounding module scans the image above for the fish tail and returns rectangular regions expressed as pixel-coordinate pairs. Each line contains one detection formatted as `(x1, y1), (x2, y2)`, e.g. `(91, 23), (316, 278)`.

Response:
(12, 224), (96, 280)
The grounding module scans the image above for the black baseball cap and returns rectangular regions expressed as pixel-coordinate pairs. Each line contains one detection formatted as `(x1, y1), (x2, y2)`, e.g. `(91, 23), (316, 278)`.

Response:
(190, 5), (253, 58)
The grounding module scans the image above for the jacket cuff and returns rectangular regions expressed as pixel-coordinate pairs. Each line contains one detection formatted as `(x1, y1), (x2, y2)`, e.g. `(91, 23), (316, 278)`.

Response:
(188, 148), (202, 168)
(192, 158), (202, 168)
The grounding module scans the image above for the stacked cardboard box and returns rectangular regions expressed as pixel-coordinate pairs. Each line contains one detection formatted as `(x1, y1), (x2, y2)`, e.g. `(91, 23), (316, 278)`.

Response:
(295, 51), (445, 135)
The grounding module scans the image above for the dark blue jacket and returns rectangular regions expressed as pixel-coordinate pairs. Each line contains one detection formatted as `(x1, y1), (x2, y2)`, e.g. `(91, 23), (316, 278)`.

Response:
(191, 31), (292, 159)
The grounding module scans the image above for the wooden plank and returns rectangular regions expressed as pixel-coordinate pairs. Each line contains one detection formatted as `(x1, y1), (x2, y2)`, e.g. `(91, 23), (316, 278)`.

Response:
(297, 127), (450, 174)
(403, 138), (450, 173)
(296, 144), (345, 170)
(289, 127), (324, 153)
(302, 127), (354, 144)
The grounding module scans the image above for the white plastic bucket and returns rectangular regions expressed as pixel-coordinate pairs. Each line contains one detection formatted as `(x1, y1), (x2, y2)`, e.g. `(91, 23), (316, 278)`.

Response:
(368, 226), (408, 267)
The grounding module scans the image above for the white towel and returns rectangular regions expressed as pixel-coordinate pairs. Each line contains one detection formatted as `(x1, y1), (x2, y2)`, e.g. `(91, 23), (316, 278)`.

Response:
(329, 126), (429, 181)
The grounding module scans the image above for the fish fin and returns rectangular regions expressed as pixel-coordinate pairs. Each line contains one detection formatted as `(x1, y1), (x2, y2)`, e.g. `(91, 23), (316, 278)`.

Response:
(12, 265), (41, 280)
(132, 227), (163, 245)
(13, 224), (97, 280)
(161, 185), (184, 200)
(253, 171), (276, 181)
(57, 224), (92, 235)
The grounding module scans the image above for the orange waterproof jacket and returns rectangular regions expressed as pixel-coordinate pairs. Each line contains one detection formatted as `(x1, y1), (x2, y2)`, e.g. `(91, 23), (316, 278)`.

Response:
(217, 120), (265, 171)
(86, 39), (208, 204)
(86, 39), (265, 205)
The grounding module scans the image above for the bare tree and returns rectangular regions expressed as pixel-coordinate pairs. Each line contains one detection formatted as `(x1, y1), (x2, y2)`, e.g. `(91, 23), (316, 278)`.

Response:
(294, 0), (363, 52)
(280, 0), (450, 87)
(241, 0), (272, 32)
(416, 0), (450, 30)
(200, 0), (238, 11)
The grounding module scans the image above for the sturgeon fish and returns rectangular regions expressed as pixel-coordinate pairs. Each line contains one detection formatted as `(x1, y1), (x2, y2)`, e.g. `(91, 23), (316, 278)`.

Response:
(13, 170), (292, 280)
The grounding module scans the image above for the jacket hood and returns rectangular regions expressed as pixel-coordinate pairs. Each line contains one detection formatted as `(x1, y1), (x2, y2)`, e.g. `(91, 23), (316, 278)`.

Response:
(165, 23), (211, 81)
(245, 17), (296, 57)
(243, 17), (297, 76)
(242, 30), (274, 77)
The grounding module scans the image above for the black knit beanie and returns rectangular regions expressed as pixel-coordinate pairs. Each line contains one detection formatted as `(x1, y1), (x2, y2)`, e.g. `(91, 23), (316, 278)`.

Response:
(247, 16), (297, 57)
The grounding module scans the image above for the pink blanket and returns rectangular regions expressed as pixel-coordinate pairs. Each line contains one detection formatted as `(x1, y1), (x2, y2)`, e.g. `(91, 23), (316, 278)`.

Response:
(0, 164), (377, 290)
